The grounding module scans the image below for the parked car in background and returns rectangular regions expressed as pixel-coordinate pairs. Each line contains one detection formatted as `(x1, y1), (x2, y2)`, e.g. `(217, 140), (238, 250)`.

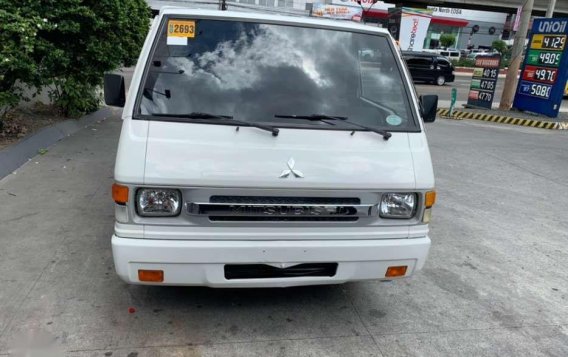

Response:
(466, 52), (480, 60)
(438, 49), (460, 60)
(468, 51), (500, 60)
(402, 51), (455, 86)
(423, 48), (460, 60)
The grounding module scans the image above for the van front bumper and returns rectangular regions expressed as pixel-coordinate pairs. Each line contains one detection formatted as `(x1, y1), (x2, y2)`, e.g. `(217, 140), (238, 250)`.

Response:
(112, 235), (431, 288)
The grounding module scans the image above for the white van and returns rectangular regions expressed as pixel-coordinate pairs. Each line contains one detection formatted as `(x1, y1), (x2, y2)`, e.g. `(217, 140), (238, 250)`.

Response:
(424, 48), (460, 60)
(438, 49), (460, 60)
(105, 8), (438, 287)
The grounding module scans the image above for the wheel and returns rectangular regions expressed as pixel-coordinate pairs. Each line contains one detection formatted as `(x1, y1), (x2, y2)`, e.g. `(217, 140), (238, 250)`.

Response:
(436, 76), (446, 86)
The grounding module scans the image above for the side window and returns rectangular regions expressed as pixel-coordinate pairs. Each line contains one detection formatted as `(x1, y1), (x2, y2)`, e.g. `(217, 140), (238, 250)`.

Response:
(437, 58), (450, 68)
(406, 57), (432, 67)
(405, 57), (415, 66)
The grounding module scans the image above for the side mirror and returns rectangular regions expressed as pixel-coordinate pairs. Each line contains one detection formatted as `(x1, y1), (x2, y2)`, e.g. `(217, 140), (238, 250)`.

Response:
(104, 73), (126, 107)
(420, 95), (438, 123)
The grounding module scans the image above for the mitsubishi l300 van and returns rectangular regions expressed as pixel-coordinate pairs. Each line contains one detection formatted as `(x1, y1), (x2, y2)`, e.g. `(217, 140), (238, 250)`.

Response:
(104, 7), (438, 287)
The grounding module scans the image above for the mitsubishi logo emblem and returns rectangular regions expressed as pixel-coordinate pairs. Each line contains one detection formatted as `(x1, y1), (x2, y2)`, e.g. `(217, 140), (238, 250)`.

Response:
(279, 158), (304, 178)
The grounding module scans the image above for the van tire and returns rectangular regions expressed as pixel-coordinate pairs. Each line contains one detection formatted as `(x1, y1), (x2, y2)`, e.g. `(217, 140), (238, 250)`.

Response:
(436, 76), (446, 86)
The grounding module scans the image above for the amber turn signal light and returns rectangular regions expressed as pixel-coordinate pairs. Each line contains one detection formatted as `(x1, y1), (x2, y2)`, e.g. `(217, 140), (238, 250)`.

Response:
(112, 183), (129, 204)
(138, 269), (164, 282)
(385, 265), (408, 278)
(425, 191), (436, 208)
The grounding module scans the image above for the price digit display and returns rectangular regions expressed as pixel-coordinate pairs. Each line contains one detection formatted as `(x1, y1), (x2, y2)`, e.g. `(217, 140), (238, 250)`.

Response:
(539, 51), (562, 65)
(542, 35), (565, 50)
(482, 68), (498, 79)
(535, 68), (556, 82)
(522, 65), (558, 84)
(478, 92), (492, 101)
(480, 80), (495, 90)
(531, 34), (566, 51)
(530, 83), (552, 98)
(518, 81), (553, 99)
(526, 50), (562, 66)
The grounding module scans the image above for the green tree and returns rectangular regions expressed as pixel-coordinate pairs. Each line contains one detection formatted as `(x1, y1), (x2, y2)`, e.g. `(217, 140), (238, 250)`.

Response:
(0, 8), (49, 117)
(439, 34), (456, 48)
(492, 40), (507, 54)
(0, 0), (150, 118)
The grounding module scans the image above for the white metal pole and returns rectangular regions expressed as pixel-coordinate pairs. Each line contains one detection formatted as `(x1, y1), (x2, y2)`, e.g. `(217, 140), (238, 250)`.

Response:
(546, 0), (556, 18)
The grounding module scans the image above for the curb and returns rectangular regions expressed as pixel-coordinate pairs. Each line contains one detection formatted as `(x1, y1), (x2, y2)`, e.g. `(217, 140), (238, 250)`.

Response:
(436, 108), (568, 130)
(0, 106), (115, 180)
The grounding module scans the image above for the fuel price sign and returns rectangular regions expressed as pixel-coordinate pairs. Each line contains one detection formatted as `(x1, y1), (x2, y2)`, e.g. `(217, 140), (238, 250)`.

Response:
(466, 54), (501, 109)
(513, 18), (568, 118)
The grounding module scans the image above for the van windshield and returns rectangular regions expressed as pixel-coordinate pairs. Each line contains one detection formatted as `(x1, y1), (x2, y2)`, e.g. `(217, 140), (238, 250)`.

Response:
(136, 18), (418, 131)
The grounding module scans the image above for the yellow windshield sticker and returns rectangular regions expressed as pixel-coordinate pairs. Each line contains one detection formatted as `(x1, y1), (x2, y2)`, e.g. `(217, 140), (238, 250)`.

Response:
(167, 20), (196, 38)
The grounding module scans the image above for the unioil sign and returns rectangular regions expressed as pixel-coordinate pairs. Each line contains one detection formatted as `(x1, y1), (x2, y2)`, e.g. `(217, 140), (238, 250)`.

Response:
(513, 18), (568, 118)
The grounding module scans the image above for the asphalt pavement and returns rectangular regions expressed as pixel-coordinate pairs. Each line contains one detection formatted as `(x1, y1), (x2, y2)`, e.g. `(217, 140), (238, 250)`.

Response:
(1, 112), (568, 356)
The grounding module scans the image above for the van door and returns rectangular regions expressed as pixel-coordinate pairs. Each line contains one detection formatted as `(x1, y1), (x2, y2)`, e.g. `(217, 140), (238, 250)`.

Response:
(405, 56), (433, 81)
(436, 57), (451, 72)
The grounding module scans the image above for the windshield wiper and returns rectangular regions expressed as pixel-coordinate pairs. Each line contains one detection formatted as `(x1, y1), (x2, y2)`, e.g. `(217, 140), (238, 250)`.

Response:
(274, 114), (391, 140)
(151, 112), (279, 137)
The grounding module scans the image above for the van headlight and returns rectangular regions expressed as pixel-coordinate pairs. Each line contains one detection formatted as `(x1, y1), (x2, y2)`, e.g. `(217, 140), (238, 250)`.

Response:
(136, 188), (182, 217)
(379, 193), (417, 219)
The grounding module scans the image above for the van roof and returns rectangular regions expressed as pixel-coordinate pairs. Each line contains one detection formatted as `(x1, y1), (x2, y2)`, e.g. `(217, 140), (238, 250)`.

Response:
(401, 51), (437, 57)
(159, 7), (391, 36)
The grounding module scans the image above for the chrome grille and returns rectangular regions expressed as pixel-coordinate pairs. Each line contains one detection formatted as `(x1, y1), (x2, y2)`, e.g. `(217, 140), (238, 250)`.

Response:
(187, 196), (370, 222)
(209, 216), (358, 222)
(209, 196), (360, 204)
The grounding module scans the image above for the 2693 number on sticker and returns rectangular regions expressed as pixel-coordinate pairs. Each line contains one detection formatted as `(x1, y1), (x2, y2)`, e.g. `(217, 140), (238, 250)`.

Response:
(168, 20), (196, 38)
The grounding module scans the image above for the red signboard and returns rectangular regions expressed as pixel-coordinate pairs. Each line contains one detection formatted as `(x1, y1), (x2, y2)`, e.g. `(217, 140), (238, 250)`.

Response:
(474, 56), (500, 68)
(521, 65), (558, 84)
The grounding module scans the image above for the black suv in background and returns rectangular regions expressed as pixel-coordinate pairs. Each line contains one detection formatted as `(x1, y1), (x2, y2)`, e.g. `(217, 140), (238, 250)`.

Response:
(402, 52), (455, 86)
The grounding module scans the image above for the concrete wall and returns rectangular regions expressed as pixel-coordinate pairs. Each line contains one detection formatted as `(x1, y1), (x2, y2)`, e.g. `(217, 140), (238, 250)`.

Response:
(457, 21), (506, 49)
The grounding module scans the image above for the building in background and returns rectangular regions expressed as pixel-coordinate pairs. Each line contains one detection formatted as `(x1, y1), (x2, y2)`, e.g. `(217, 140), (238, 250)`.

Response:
(425, 7), (507, 49)
(304, 1), (508, 50)
(354, 4), (506, 50)
(148, 0), (509, 50)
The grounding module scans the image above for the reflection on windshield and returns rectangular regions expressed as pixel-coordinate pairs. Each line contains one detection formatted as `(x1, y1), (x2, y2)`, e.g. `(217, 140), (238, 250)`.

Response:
(139, 19), (415, 130)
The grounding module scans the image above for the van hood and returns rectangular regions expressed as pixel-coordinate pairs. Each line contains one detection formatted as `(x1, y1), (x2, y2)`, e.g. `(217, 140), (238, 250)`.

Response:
(143, 121), (417, 190)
